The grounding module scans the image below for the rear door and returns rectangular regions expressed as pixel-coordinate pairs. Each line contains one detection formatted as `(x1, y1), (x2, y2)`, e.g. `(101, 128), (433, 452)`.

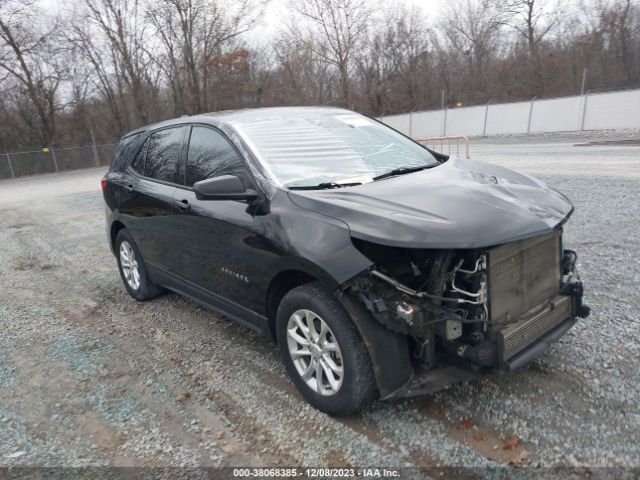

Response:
(172, 125), (264, 313)
(118, 125), (188, 275)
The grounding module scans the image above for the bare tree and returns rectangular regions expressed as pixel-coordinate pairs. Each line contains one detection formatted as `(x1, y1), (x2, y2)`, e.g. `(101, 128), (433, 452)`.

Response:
(244, 46), (275, 106)
(272, 27), (336, 105)
(583, 0), (640, 84)
(65, 20), (130, 133)
(146, 0), (262, 114)
(78, 0), (156, 127)
(503, 0), (563, 95)
(289, 0), (374, 105)
(0, 0), (66, 145)
(357, 6), (432, 115)
(0, 0), (639, 153)
(505, 0), (561, 57)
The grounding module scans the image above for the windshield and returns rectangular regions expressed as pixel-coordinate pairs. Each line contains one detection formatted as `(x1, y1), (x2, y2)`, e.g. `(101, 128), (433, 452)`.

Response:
(230, 110), (439, 188)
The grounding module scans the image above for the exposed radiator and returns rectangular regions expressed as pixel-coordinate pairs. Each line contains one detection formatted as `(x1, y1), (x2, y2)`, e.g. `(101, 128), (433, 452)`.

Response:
(499, 295), (572, 360)
(488, 230), (561, 326)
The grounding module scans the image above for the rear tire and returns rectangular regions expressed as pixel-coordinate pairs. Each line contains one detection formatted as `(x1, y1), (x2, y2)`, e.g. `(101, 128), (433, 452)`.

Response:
(276, 282), (377, 415)
(115, 228), (164, 301)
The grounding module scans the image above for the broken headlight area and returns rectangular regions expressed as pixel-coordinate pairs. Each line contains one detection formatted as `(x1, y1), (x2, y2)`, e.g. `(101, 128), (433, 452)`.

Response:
(344, 231), (589, 373)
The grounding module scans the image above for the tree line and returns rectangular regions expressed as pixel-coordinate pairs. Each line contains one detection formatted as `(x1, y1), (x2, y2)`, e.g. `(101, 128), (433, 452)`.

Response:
(0, 0), (638, 150)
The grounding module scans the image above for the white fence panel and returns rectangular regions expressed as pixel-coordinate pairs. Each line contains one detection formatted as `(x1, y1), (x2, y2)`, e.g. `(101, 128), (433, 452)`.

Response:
(379, 87), (640, 138)
(381, 114), (411, 135)
(530, 96), (583, 133)
(411, 110), (443, 137)
(446, 105), (486, 136)
(485, 102), (530, 135)
(583, 90), (640, 131)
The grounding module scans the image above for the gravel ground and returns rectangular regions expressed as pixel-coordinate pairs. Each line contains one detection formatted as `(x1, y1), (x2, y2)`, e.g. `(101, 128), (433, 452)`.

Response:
(0, 132), (639, 477)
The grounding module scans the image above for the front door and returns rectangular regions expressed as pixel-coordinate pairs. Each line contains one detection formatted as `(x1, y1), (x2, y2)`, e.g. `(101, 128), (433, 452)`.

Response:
(172, 125), (265, 314)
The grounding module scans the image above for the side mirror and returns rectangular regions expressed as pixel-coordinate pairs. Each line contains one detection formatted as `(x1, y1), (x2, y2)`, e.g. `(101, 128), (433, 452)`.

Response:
(193, 175), (257, 201)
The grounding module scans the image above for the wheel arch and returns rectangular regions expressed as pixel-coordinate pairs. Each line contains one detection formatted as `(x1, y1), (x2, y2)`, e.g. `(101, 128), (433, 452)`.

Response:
(110, 220), (127, 253)
(266, 263), (414, 398)
(336, 292), (414, 398)
(266, 268), (322, 342)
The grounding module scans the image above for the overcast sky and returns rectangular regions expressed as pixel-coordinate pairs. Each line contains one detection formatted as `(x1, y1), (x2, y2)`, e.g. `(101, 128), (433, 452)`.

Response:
(251, 0), (449, 42)
(42, 0), (450, 45)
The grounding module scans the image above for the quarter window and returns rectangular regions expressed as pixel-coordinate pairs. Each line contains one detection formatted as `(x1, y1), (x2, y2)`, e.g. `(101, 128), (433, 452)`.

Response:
(186, 127), (244, 187)
(144, 127), (186, 183)
(113, 132), (143, 171)
(131, 137), (149, 175)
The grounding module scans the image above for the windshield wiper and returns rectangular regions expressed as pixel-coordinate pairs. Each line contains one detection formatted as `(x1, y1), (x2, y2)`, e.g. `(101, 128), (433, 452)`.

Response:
(289, 181), (362, 191)
(373, 165), (431, 181)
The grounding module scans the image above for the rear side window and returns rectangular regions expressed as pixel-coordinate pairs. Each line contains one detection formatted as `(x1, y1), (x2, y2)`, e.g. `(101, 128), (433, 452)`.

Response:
(131, 137), (149, 174)
(111, 132), (143, 171)
(143, 127), (186, 183)
(186, 126), (245, 187)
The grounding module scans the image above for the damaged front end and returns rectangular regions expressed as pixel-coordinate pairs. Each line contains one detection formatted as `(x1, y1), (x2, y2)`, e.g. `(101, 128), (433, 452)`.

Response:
(340, 229), (589, 398)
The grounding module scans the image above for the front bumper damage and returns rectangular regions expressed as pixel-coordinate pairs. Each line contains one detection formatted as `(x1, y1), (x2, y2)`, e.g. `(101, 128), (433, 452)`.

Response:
(340, 230), (589, 399)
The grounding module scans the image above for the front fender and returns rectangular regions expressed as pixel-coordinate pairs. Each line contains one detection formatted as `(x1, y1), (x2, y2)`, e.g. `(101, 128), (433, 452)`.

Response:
(265, 256), (344, 291)
(259, 190), (374, 290)
(337, 292), (413, 398)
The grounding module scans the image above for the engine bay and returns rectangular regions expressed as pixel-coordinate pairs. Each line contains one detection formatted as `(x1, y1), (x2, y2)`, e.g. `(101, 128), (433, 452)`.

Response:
(343, 230), (589, 372)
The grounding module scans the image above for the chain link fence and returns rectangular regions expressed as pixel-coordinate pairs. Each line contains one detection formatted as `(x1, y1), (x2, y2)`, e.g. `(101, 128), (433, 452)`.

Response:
(0, 143), (118, 180)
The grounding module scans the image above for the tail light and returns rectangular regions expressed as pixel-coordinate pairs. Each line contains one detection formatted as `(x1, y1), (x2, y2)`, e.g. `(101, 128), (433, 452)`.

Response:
(101, 177), (107, 192)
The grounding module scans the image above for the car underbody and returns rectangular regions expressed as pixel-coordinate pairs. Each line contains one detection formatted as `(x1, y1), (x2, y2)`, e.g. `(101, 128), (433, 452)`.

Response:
(339, 228), (589, 398)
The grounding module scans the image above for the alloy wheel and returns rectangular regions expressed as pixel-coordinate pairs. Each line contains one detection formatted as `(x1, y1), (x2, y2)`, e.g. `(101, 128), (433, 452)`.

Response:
(286, 309), (344, 396)
(119, 240), (140, 290)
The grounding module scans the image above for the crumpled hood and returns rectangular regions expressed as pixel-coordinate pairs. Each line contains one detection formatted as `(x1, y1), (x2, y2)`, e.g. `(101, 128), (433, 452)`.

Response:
(288, 157), (573, 249)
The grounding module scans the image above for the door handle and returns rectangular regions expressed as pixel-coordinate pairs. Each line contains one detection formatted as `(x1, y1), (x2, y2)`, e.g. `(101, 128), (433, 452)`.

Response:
(175, 199), (191, 211)
(124, 184), (134, 193)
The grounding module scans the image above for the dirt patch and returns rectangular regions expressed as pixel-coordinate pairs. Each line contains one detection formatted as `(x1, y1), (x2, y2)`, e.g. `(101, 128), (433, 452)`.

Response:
(445, 419), (531, 467)
(11, 256), (56, 271)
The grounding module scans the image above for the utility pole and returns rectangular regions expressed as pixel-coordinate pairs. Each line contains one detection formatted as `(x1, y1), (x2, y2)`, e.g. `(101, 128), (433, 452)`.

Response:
(50, 147), (59, 173)
(441, 89), (446, 136)
(409, 110), (414, 138)
(580, 68), (587, 96)
(527, 97), (537, 134)
(90, 129), (100, 166)
(5, 151), (15, 179)
(483, 101), (491, 136)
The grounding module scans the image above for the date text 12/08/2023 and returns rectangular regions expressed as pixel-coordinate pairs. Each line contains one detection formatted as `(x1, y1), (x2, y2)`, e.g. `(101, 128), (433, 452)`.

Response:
(232, 468), (400, 478)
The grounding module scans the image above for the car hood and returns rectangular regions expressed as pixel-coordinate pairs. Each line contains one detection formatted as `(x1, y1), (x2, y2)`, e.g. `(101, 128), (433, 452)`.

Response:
(287, 157), (573, 249)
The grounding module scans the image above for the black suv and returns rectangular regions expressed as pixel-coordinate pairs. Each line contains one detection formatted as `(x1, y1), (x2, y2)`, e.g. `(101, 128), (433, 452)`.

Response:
(103, 107), (588, 415)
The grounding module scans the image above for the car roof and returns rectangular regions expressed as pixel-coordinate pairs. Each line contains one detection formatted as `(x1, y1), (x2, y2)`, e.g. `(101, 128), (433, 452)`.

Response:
(124, 106), (355, 137)
(202, 106), (351, 122)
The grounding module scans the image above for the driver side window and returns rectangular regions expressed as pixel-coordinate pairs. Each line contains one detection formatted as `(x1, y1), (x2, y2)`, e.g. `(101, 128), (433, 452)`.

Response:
(186, 126), (245, 187)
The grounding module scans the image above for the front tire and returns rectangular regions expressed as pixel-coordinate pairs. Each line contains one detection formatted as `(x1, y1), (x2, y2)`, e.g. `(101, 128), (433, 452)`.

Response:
(276, 282), (377, 415)
(115, 229), (164, 301)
